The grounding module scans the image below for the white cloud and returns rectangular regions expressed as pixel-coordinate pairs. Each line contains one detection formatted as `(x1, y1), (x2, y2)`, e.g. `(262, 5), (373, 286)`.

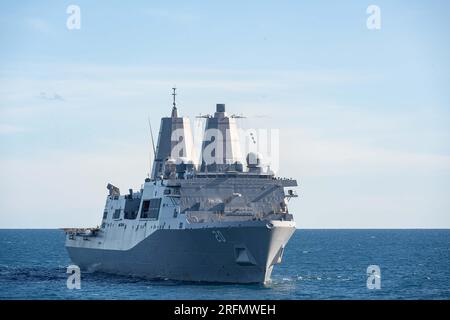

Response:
(0, 148), (149, 228)
(0, 124), (27, 134)
(279, 128), (450, 177)
(26, 18), (50, 33)
(143, 8), (198, 23)
(38, 92), (64, 101)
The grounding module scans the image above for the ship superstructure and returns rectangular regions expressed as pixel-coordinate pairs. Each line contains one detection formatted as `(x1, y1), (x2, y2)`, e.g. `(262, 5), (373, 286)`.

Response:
(65, 89), (298, 283)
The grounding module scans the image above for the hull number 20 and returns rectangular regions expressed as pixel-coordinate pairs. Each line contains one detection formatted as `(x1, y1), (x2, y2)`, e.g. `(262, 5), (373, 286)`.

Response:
(212, 230), (226, 243)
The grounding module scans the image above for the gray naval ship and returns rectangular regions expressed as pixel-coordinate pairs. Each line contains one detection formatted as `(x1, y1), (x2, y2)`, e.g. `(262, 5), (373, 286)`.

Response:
(65, 89), (298, 284)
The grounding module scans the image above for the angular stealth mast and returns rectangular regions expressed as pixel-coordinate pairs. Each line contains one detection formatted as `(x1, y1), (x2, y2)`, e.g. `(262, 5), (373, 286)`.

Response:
(150, 88), (197, 179)
(199, 103), (243, 172)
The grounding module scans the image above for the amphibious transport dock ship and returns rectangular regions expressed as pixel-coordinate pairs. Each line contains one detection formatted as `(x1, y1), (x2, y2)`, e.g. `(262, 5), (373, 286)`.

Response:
(65, 90), (298, 283)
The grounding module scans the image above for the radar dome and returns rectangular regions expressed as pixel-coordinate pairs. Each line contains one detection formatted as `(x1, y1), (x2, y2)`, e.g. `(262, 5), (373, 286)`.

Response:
(246, 152), (262, 168)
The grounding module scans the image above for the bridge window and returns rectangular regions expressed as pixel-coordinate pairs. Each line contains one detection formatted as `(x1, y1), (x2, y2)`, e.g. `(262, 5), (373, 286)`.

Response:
(113, 209), (121, 219)
(124, 198), (141, 220)
(140, 198), (162, 219)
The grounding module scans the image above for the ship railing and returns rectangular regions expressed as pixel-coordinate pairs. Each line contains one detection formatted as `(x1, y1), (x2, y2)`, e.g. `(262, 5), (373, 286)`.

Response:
(185, 211), (263, 224)
(62, 227), (100, 237)
(185, 211), (222, 224)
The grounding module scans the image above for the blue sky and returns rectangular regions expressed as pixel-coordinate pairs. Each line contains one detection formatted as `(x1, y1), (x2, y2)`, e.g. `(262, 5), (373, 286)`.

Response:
(1, 0), (449, 228)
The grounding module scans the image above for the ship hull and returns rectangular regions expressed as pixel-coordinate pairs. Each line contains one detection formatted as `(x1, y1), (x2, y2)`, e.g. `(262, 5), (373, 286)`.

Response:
(66, 221), (295, 284)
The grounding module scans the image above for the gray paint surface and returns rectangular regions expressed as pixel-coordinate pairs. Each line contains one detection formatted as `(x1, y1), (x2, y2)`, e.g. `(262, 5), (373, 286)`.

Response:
(67, 223), (295, 283)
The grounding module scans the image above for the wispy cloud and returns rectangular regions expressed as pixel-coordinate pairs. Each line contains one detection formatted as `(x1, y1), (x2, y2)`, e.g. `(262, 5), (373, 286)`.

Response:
(26, 18), (51, 33)
(0, 63), (369, 111)
(0, 149), (147, 228)
(280, 128), (450, 177)
(0, 124), (27, 134)
(38, 92), (64, 101)
(144, 8), (198, 23)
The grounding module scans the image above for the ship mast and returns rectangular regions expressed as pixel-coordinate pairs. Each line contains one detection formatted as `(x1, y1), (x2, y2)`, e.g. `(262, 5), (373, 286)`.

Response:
(171, 87), (178, 118)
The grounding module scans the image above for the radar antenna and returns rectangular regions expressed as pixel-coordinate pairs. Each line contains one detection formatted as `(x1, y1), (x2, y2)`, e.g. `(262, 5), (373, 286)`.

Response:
(171, 87), (178, 117)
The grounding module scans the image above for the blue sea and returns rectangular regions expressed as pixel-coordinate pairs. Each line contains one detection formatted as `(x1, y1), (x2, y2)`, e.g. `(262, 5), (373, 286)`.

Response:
(0, 229), (449, 300)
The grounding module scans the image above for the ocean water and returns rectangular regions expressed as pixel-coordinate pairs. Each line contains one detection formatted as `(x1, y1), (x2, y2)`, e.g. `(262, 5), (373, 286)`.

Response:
(0, 229), (449, 300)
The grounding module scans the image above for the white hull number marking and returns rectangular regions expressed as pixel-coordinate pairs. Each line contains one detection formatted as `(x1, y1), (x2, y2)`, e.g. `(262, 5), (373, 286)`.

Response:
(212, 230), (226, 243)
